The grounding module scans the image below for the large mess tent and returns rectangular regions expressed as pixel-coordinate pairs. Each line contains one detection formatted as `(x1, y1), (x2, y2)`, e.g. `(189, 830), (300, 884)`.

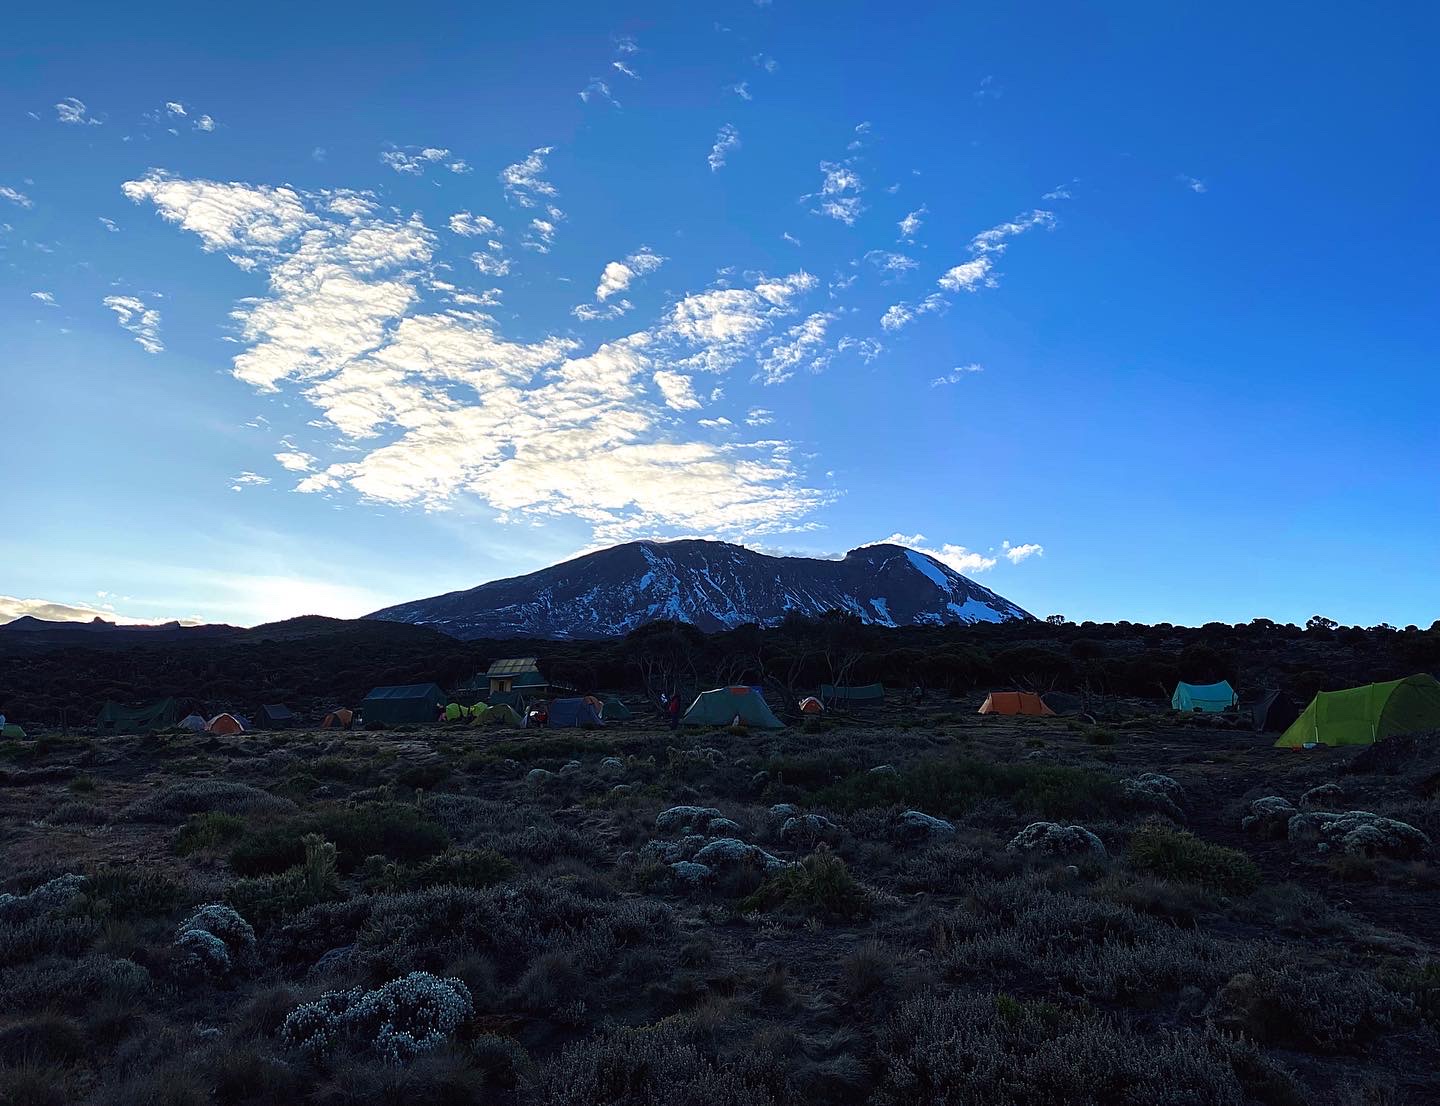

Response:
(682, 686), (784, 729)
(96, 698), (182, 735)
(1172, 681), (1238, 713)
(979, 691), (1055, 716)
(1275, 674), (1440, 748)
(360, 683), (447, 726)
(820, 683), (885, 704)
(259, 704), (297, 729)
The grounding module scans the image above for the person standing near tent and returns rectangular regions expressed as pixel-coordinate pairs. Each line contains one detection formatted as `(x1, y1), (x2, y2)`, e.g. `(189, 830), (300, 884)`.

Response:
(667, 692), (681, 731)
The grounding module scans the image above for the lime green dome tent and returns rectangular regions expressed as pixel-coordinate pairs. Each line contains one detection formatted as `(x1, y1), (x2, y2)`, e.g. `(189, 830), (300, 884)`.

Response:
(1275, 674), (1440, 748)
(1171, 680), (1237, 712)
(681, 686), (784, 729)
(472, 703), (523, 726)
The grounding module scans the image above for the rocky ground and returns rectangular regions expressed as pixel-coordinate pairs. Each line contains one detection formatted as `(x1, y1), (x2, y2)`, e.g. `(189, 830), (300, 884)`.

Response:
(2, 697), (1438, 1105)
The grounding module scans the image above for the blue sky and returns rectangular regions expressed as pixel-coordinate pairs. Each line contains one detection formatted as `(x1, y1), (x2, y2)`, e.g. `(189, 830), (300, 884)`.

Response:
(2, 1), (1437, 628)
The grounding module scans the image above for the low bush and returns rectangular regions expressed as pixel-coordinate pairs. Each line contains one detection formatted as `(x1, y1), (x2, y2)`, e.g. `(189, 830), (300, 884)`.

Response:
(1128, 824), (1261, 896)
(1210, 964), (1415, 1053)
(121, 781), (296, 823)
(742, 852), (870, 919)
(227, 834), (342, 925)
(397, 762), (451, 790)
(229, 802), (449, 875)
(174, 812), (247, 856)
(279, 971), (474, 1063)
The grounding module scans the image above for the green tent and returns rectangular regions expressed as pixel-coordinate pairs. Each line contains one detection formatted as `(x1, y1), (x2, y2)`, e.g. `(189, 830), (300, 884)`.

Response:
(601, 697), (632, 721)
(473, 703), (522, 726)
(1171, 681), (1238, 713)
(2, 724), (27, 739)
(1275, 674), (1440, 748)
(820, 683), (885, 703)
(443, 702), (466, 722)
(360, 683), (447, 725)
(96, 698), (182, 735)
(681, 686), (784, 729)
(487, 689), (526, 712)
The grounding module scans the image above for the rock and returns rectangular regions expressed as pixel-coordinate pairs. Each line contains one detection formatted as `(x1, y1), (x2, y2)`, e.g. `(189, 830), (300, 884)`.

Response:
(670, 861), (713, 884)
(599, 756), (626, 777)
(311, 945), (356, 976)
(1299, 783), (1343, 810)
(895, 810), (956, 844)
(768, 803), (801, 819)
(692, 837), (788, 872)
(707, 817), (743, 836)
(525, 768), (555, 786)
(869, 764), (898, 777)
(1287, 810), (1431, 859)
(655, 806), (724, 834)
(1006, 821), (1106, 859)
(780, 813), (843, 848)
(1241, 796), (1297, 837)
(559, 760), (582, 776)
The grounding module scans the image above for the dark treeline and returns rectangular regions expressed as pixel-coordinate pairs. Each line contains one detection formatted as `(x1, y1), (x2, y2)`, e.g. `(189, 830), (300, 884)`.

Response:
(3, 611), (1439, 727)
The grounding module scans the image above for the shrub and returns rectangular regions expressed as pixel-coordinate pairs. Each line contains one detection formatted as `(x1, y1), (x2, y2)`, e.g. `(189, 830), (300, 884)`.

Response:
(227, 834), (342, 925)
(121, 781), (296, 823)
(397, 762), (451, 790)
(48, 801), (108, 825)
(0, 1015), (86, 1065)
(230, 802), (449, 875)
(0, 955), (149, 1015)
(279, 971), (474, 1064)
(742, 852), (870, 919)
(1210, 964), (1415, 1053)
(1128, 824), (1261, 896)
(174, 812), (247, 855)
(815, 757), (1125, 822)
(410, 848), (516, 891)
(173, 903), (256, 978)
(81, 865), (184, 922)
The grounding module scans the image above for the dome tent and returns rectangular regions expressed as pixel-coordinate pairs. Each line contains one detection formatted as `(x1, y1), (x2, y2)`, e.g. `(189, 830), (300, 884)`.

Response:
(799, 696), (825, 714)
(978, 691), (1055, 716)
(682, 686), (783, 729)
(1275, 674), (1440, 748)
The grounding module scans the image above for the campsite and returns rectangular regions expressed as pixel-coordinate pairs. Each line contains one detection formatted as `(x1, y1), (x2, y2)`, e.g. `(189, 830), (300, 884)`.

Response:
(2, 615), (1440, 1104)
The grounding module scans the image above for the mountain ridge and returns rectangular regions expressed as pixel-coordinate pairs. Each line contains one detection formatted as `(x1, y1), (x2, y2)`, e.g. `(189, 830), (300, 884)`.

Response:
(366, 539), (1034, 640)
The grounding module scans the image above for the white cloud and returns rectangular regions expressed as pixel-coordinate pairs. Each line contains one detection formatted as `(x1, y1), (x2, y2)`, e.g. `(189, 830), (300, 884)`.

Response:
(525, 216), (559, 253)
(808, 161), (863, 225)
(876, 532), (996, 574)
(449, 211), (498, 237)
(898, 205), (926, 240)
(745, 407), (773, 427)
(653, 370), (702, 410)
(974, 75), (1001, 101)
(571, 299), (633, 321)
(231, 471), (270, 491)
(757, 311), (836, 385)
(729, 82), (752, 100)
(55, 97), (100, 125)
(837, 335), (882, 363)
(195, 114), (216, 133)
(938, 209), (1055, 292)
(103, 294), (164, 353)
(1179, 174), (1207, 193)
(381, 146), (467, 175)
(0, 595), (171, 626)
(931, 364), (983, 386)
(613, 60), (639, 79)
(752, 53), (779, 72)
(1042, 184), (1072, 200)
(274, 450), (317, 472)
(125, 171), (828, 542)
(501, 146), (558, 208)
(98, 216), (119, 231)
(709, 124), (740, 172)
(847, 121), (872, 151)
(595, 248), (664, 301)
(1, 186), (34, 208)
(30, 291), (56, 305)
(165, 101), (187, 117)
(880, 292), (947, 332)
(579, 78), (618, 106)
(781, 231), (801, 247)
(865, 249), (917, 275)
(1003, 540), (1044, 564)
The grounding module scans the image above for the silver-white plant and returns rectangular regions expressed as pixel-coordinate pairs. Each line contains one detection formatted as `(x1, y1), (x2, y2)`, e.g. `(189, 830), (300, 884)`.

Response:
(280, 971), (474, 1064)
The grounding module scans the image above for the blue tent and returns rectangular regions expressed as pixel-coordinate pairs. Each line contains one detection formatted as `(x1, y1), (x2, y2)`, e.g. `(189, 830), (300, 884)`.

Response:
(548, 697), (604, 727)
(1171, 680), (1237, 713)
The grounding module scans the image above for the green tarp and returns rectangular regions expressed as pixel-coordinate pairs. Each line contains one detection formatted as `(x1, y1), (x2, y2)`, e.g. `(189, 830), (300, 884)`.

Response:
(820, 683), (885, 703)
(549, 698), (604, 728)
(96, 698), (182, 735)
(1275, 674), (1440, 748)
(682, 686), (784, 729)
(601, 697), (632, 721)
(487, 690), (526, 711)
(2, 724), (27, 739)
(360, 683), (447, 725)
(1171, 680), (1237, 712)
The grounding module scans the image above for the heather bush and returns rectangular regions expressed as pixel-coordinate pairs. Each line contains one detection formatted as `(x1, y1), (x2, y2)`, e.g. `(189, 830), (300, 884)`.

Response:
(742, 851), (870, 919)
(227, 833), (341, 924)
(0, 954), (149, 1014)
(174, 811), (247, 855)
(172, 903), (255, 978)
(121, 780), (296, 822)
(1210, 963), (1415, 1052)
(279, 971), (474, 1064)
(1128, 824), (1261, 895)
(229, 801), (449, 875)
(48, 800), (108, 825)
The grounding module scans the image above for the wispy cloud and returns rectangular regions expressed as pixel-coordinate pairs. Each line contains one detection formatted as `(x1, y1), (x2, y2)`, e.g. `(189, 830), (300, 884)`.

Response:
(595, 248), (665, 301)
(579, 78), (618, 107)
(98, 216), (119, 232)
(1, 186), (34, 209)
(653, 370), (702, 410)
(31, 291), (56, 306)
(55, 96), (100, 125)
(931, 363), (983, 386)
(501, 147), (558, 207)
(274, 451), (317, 472)
(752, 53), (779, 72)
(757, 311), (837, 385)
(1178, 174), (1207, 193)
(381, 146), (470, 175)
(448, 211), (499, 237)
(898, 205), (926, 241)
(103, 294), (164, 354)
(1003, 540), (1044, 564)
(709, 124), (740, 171)
(865, 249), (918, 277)
(746, 407), (773, 426)
(231, 472), (270, 491)
(937, 209), (1055, 292)
(880, 292), (947, 332)
(729, 81), (752, 100)
(808, 161), (863, 225)
(973, 75), (1001, 101)
(195, 114), (216, 133)
(1042, 183), (1072, 200)
(837, 335), (882, 363)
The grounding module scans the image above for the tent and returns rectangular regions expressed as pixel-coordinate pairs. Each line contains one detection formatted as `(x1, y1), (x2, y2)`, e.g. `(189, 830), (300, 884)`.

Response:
(799, 696), (825, 714)
(1275, 675), (1440, 749)
(820, 683), (885, 704)
(259, 704), (296, 729)
(979, 691), (1056, 717)
(682, 686), (784, 729)
(601, 697), (632, 721)
(487, 689), (526, 712)
(1253, 690), (1301, 733)
(2, 724), (27, 739)
(96, 698), (182, 735)
(206, 713), (245, 735)
(179, 714), (207, 733)
(1172, 681), (1238, 713)
(443, 702), (467, 722)
(473, 703), (523, 726)
(548, 697), (604, 728)
(322, 708), (354, 730)
(360, 683), (447, 726)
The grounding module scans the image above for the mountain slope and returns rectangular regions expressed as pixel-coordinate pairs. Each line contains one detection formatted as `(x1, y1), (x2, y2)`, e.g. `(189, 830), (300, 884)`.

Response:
(366, 540), (1034, 640)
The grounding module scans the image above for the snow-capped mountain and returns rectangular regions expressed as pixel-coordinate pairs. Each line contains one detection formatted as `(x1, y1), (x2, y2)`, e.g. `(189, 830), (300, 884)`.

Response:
(366, 540), (1034, 639)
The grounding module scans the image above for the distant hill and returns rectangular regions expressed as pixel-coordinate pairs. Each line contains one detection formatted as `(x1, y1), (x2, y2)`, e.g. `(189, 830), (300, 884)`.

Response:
(0, 613), (455, 654)
(366, 539), (1035, 640)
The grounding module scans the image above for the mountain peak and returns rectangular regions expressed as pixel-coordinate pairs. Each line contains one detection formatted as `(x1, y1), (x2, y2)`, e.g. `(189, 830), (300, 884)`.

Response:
(367, 539), (1032, 640)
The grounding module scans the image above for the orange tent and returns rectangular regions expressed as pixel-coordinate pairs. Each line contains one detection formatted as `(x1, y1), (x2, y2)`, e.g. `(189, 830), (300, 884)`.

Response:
(799, 696), (825, 714)
(322, 708), (353, 729)
(978, 692), (1055, 717)
(206, 713), (246, 735)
